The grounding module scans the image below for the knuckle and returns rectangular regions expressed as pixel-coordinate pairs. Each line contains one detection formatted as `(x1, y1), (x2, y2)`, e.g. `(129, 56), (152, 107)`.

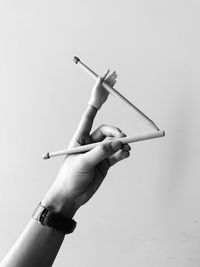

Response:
(100, 143), (110, 154)
(122, 144), (131, 151)
(76, 135), (91, 145)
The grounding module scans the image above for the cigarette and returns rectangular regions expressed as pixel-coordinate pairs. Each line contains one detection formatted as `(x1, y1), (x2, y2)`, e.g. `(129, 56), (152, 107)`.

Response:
(43, 130), (165, 160)
(73, 56), (159, 131)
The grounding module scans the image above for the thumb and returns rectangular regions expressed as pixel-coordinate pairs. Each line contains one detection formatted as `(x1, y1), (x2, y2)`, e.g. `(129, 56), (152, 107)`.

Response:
(94, 76), (102, 88)
(83, 140), (122, 167)
(93, 69), (110, 89)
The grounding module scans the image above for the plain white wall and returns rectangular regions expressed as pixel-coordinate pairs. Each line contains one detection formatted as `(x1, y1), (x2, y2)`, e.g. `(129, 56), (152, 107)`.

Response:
(0, 1), (200, 266)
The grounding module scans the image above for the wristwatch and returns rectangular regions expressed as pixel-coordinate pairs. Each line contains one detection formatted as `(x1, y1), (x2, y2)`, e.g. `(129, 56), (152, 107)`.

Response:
(32, 202), (77, 234)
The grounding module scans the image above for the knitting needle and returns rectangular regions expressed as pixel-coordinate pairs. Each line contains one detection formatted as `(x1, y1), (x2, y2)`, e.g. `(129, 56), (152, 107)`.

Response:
(73, 56), (160, 131)
(43, 130), (165, 159)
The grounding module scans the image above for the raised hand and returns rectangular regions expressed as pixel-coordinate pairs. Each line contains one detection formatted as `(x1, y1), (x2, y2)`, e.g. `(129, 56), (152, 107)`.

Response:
(41, 71), (131, 219)
(88, 70), (117, 109)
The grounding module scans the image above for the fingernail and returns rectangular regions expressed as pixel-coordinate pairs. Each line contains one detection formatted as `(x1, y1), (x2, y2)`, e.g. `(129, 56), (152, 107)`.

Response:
(111, 141), (122, 150)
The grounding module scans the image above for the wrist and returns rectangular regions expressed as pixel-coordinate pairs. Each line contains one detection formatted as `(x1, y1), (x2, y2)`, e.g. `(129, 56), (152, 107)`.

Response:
(32, 202), (77, 235)
(88, 99), (102, 110)
(41, 193), (78, 219)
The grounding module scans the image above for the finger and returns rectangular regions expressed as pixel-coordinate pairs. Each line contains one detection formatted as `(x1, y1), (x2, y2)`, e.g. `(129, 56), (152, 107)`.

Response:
(107, 70), (116, 76)
(91, 125), (126, 142)
(106, 71), (117, 81)
(122, 143), (131, 151)
(107, 150), (130, 167)
(83, 140), (123, 167)
(109, 80), (116, 87)
(106, 74), (117, 86)
(101, 69), (110, 81)
(107, 77), (117, 85)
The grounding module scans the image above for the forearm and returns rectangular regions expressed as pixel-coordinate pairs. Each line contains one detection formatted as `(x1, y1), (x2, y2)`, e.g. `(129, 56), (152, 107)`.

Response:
(0, 73), (119, 267)
(1, 219), (65, 267)
(75, 104), (98, 135)
(69, 104), (98, 147)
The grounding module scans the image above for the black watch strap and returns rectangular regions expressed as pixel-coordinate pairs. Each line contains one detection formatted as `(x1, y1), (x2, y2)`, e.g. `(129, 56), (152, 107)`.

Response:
(32, 203), (77, 234)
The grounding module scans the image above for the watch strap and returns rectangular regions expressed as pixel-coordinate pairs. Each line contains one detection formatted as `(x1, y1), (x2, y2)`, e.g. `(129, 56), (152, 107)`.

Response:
(32, 202), (77, 234)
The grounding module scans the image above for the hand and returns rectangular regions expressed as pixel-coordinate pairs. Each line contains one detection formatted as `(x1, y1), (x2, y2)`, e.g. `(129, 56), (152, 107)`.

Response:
(88, 70), (117, 109)
(42, 126), (131, 218)
(42, 72), (131, 219)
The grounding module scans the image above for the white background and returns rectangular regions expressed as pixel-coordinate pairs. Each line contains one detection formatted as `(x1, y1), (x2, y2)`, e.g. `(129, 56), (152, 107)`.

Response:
(0, 1), (200, 266)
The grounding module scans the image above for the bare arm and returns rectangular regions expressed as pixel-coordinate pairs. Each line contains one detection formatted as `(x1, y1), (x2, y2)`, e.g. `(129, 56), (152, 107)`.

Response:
(1, 219), (65, 267)
(1, 71), (131, 267)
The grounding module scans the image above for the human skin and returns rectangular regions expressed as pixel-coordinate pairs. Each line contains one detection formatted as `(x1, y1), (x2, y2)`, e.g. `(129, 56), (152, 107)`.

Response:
(0, 70), (131, 267)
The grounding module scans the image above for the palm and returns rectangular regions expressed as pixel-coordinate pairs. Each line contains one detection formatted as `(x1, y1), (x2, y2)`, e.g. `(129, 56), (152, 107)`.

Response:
(62, 136), (110, 208)
(76, 158), (109, 207)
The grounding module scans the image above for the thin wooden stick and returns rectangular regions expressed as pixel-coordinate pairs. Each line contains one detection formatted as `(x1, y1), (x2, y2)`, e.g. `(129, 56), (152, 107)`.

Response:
(73, 56), (159, 131)
(43, 130), (165, 159)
